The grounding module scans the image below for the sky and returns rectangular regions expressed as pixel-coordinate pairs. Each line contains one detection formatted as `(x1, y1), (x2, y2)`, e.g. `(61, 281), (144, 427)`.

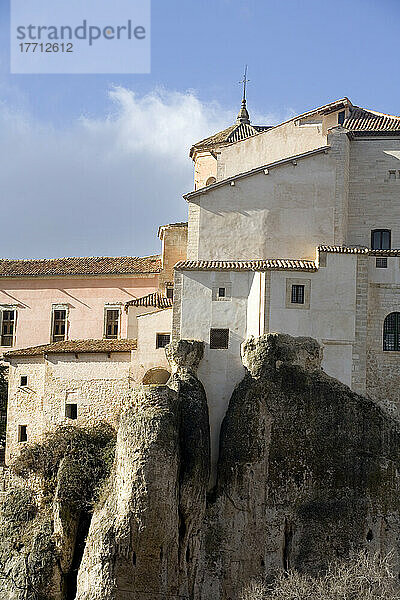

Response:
(0, 0), (399, 259)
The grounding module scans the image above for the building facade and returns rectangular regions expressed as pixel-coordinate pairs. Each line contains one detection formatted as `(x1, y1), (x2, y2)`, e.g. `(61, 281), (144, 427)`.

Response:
(4, 96), (400, 474)
(173, 97), (400, 469)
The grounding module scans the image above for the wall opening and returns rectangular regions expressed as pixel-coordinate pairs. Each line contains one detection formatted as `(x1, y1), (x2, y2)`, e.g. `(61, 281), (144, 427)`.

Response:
(142, 368), (170, 385)
(18, 425), (27, 443)
(66, 403), (78, 420)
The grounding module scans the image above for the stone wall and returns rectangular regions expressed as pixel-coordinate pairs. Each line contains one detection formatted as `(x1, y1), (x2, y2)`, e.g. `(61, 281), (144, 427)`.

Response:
(6, 352), (132, 463)
(367, 281), (400, 413)
(347, 138), (400, 248)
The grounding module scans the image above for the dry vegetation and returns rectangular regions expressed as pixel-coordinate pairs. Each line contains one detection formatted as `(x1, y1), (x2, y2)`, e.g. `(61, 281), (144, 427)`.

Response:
(241, 552), (400, 600)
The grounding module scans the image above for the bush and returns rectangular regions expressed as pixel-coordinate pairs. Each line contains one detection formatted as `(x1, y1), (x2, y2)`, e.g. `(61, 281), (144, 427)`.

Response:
(241, 551), (400, 600)
(11, 422), (116, 509)
(0, 486), (37, 524)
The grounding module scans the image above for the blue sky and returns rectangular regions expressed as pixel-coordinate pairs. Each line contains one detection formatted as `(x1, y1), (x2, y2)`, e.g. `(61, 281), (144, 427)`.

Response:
(0, 0), (399, 258)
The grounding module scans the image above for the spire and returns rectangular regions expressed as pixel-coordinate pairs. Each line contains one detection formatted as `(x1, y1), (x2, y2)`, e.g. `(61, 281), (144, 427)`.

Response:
(237, 65), (250, 124)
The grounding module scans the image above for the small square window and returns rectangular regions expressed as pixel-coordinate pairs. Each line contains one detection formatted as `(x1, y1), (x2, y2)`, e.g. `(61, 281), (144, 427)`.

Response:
(65, 404), (78, 420)
(156, 333), (171, 349)
(166, 287), (174, 300)
(376, 257), (388, 268)
(210, 328), (229, 349)
(218, 287), (226, 298)
(20, 376), (28, 387)
(291, 285), (305, 304)
(18, 425), (27, 443)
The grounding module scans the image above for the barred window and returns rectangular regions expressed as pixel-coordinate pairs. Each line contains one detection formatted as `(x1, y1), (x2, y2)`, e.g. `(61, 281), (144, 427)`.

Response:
(1, 310), (15, 347)
(376, 257), (388, 268)
(156, 333), (170, 349)
(291, 284), (305, 304)
(52, 309), (67, 342)
(383, 312), (400, 351)
(105, 309), (120, 339)
(210, 328), (229, 349)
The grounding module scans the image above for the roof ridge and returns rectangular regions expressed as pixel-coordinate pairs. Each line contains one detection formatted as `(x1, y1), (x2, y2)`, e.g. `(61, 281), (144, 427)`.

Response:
(0, 254), (161, 262)
(352, 106), (400, 120)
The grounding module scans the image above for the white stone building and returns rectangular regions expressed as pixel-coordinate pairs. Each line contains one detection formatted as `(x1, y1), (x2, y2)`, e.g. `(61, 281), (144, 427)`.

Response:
(173, 96), (400, 469)
(4, 95), (400, 473)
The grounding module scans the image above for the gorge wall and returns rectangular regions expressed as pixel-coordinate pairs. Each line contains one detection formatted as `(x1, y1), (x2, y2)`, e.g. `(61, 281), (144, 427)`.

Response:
(2, 334), (400, 600)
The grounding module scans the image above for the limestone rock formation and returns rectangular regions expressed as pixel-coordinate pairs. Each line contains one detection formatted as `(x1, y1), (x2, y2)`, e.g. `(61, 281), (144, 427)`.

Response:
(75, 339), (210, 600)
(2, 334), (400, 600)
(203, 333), (400, 598)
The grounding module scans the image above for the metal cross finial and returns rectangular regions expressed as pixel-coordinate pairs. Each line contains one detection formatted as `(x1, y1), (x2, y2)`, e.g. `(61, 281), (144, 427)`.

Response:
(239, 65), (250, 102)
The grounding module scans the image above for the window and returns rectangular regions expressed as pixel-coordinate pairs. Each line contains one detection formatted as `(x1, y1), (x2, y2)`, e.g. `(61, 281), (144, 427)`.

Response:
(156, 333), (170, 349)
(52, 308), (67, 342)
(376, 257), (388, 268)
(389, 170), (397, 180)
(1, 310), (15, 347)
(20, 376), (28, 387)
(291, 284), (305, 304)
(371, 229), (391, 250)
(65, 403), (78, 420)
(210, 328), (229, 349)
(338, 110), (346, 125)
(105, 308), (120, 339)
(166, 287), (174, 300)
(18, 425), (27, 443)
(218, 287), (226, 298)
(206, 176), (216, 186)
(383, 312), (400, 351)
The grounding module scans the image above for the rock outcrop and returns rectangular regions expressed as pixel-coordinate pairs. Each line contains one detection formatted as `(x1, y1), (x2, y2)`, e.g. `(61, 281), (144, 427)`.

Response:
(202, 333), (400, 598)
(3, 334), (400, 600)
(76, 339), (210, 600)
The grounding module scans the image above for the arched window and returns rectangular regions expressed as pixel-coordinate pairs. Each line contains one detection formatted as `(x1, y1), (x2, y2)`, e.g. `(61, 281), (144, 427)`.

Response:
(206, 176), (216, 186)
(383, 312), (400, 351)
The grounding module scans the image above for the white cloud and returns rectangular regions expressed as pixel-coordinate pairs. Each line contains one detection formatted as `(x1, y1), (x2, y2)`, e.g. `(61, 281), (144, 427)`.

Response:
(0, 87), (279, 258)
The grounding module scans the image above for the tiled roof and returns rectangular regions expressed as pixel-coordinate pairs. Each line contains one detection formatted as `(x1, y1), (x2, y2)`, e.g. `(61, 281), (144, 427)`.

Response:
(4, 339), (137, 358)
(319, 246), (400, 256)
(345, 107), (400, 133)
(125, 292), (173, 310)
(190, 123), (271, 157)
(318, 245), (369, 254)
(189, 98), (400, 160)
(175, 259), (317, 272)
(0, 255), (162, 278)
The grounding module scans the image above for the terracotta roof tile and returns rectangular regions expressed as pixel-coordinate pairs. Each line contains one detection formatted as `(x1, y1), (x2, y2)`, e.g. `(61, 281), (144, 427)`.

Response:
(345, 107), (400, 133)
(4, 339), (137, 358)
(175, 259), (317, 272)
(318, 245), (369, 254)
(319, 246), (400, 256)
(125, 292), (173, 310)
(190, 123), (271, 156)
(0, 255), (161, 278)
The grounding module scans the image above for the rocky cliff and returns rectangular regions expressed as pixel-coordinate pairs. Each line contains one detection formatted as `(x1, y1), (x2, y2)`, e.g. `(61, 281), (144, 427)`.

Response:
(2, 334), (400, 600)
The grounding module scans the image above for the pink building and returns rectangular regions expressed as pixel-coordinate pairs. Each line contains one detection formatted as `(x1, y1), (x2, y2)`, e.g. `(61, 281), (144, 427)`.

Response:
(0, 223), (187, 355)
